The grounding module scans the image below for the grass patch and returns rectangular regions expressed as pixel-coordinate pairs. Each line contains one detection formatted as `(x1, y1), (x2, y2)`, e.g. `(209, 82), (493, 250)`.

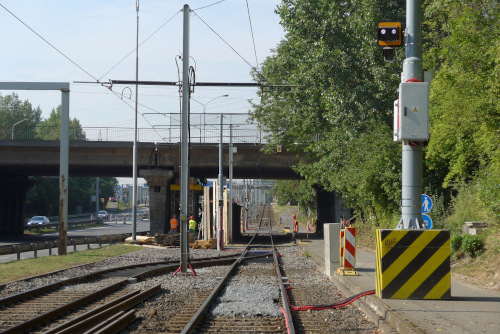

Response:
(272, 204), (293, 216)
(451, 229), (500, 289)
(303, 251), (311, 258)
(0, 244), (141, 284)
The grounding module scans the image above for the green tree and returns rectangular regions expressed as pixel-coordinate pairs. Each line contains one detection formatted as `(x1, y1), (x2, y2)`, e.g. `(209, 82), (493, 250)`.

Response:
(250, 0), (405, 222)
(37, 106), (86, 141)
(26, 177), (118, 216)
(423, 0), (499, 222)
(96, 177), (119, 209)
(0, 93), (42, 139)
(26, 177), (59, 216)
(273, 180), (316, 213)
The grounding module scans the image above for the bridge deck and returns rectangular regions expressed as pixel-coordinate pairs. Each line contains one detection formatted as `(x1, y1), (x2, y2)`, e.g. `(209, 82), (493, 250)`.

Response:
(0, 141), (302, 179)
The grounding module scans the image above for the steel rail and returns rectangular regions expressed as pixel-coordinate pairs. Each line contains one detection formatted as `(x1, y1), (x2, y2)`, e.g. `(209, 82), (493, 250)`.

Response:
(180, 221), (263, 333)
(1, 280), (127, 334)
(43, 290), (141, 333)
(44, 284), (161, 334)
(271, 221), (295, 334)
(91, 309), (136, 334)
(0, 253), (246, 306)
(181, 204), (294, 333)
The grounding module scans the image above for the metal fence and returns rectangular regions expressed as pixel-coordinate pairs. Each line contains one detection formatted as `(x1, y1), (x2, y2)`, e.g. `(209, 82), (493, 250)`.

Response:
(3, 113), (268, 144)
(0, 233), (146, 261)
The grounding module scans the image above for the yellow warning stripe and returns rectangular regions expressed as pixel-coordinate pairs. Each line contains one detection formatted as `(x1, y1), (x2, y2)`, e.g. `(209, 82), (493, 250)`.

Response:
(425, 271), (451, 299)
(381, 232), (435, 290)
(380, 230), (408, 257)
(390, 244), (450, 299)
(375, 230), (382, 296)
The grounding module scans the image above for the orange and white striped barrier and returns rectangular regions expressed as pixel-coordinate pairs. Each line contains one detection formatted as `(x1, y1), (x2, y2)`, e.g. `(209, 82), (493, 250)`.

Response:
(338, 227), (358, 276)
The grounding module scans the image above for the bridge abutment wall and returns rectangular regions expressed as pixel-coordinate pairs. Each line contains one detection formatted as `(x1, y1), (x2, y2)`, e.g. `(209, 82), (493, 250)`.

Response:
(314, 186), (352, 236)
(140, 169), (175, 235)
(0, 175), (34, 236)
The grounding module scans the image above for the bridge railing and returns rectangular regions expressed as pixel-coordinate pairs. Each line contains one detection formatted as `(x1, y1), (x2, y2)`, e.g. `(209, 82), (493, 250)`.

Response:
(3, 125), (267, 144)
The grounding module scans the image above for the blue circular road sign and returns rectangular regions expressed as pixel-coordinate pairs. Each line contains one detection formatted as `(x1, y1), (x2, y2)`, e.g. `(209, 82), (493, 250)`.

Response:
(422, 214), (433, 229)
(422, 194), (433, 214)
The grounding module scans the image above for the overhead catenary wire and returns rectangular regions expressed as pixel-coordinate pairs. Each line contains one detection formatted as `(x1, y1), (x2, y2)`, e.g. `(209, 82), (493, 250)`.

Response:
(106, 87), (165, 140)
(3, 2), (275, 131)
(192, 11), (257, 72)
(0, 2), (185, 129)
(193, 0), (227, 11)
(98, 9), (182, 81)
(245, 0), (259, 71)
(0, 3), (99, 82)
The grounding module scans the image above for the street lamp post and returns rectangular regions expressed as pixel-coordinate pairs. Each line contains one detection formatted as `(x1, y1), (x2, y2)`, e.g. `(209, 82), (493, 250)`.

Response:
(12, 119), (28, 140)
(191, 94), (228, 142)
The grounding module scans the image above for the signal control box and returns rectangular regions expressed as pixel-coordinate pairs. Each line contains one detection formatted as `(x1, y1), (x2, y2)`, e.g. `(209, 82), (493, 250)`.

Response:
(394, 82), (430, 142)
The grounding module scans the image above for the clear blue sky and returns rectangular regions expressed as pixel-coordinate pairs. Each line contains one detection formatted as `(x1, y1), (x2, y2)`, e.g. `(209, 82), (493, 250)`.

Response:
(0, 0), (284, 129)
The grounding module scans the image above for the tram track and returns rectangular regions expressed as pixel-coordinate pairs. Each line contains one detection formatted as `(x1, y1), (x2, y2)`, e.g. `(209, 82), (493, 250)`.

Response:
(0, 203), (381, 334)
(178, 204), (292, 334)
(0, 253), (253, 334)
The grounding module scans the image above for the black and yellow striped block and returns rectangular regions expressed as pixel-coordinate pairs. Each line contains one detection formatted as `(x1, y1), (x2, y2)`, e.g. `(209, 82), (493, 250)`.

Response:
(375, 229), (451, 300)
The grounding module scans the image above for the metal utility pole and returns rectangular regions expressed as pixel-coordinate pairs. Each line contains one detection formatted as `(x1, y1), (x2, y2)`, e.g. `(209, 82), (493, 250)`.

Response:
(12, 119), (27, 140)
(191, 94), (228, 142)
(0, 82), (70, 255)
(131, 0), (140, 241)
(180, 4), (190, 272)
(228, 124), (233, 243)
(398, 0), (425, 229)
(59, 87), (70, 255)
(217, 115), (224, 251)
(96, 177), (100, 214)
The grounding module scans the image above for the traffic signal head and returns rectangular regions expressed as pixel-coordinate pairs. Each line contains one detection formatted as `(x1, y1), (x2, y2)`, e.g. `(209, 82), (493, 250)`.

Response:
(377, 22), (402, 47)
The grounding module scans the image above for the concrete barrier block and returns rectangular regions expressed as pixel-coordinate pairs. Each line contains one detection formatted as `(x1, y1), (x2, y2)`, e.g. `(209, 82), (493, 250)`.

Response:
(324, 223), (341, 277)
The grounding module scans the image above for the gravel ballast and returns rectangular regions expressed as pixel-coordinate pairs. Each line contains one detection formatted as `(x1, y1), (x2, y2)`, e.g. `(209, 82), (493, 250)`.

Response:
(1, 244), (380, 333)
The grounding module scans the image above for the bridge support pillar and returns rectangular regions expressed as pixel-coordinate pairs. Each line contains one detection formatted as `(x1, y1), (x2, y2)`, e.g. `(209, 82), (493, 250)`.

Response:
(140, 169), (174, 235)
(0, 175), (34, 236)
(314, 186), (352, 236)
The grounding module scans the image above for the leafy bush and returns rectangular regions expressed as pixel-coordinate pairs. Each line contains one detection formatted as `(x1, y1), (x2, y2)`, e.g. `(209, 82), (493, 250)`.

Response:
(461, 234), (485, 258)
(451, 235), (463, 252)
(443, 183), (485, 235)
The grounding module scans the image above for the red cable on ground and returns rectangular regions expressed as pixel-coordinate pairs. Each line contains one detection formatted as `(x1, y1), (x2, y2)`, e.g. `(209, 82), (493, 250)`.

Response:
(287, 290), (376, 312)
(280, 307), (292, 334)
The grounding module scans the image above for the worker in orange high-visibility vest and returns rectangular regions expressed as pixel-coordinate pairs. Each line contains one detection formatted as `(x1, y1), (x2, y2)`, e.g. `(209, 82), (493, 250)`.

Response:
(169, 214), (179, 233)
(292, 214), (299, 241)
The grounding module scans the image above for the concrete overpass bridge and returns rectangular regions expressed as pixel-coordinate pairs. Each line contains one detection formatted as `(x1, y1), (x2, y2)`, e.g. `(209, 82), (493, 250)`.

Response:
(0, 139), (307, 235)
(0, 140), (301, 179)
(0, 138), (348, 237)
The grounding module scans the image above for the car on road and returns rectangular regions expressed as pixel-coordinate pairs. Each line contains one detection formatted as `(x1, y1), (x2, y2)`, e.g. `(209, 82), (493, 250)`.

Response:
(98, 210), (109, 219)
(27, 216), (50, 225)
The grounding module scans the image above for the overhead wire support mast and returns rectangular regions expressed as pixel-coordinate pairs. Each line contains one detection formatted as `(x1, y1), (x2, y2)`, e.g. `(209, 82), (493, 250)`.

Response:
(132, 0), (140, 242)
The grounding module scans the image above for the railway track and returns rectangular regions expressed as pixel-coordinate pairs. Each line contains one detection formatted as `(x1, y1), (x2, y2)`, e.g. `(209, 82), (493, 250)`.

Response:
(1, 204), (380, 334)
(0, 254), (247, 334)
(173, 204), (292, 334)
